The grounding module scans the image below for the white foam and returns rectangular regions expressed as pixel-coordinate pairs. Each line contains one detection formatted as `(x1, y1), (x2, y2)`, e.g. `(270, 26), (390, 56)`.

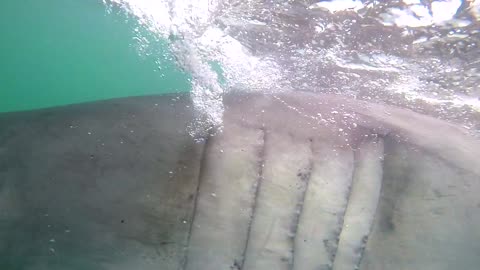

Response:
(381, 0), (462, 27)
(388, 73), (480, 112)
(104, 0), (479, 125)
(105, 0), (284, 128)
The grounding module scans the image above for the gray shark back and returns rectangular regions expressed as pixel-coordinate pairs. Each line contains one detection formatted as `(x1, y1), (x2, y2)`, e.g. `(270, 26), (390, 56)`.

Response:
(0, 92), (479, 270)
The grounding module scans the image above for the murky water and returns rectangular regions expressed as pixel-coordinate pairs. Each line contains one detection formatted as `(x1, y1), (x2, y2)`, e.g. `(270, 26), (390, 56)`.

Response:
(0, 0), (189, 113)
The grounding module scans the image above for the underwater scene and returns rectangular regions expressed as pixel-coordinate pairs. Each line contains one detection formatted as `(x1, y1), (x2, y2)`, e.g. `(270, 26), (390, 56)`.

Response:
(1, 0), (479, 269)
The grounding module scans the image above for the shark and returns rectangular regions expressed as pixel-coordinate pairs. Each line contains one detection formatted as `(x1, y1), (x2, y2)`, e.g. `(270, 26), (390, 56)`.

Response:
(0, 92), (479, 270)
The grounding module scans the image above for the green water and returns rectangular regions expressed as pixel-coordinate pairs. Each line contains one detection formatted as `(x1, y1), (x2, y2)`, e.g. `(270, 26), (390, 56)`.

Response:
(0, 0), (190, 113)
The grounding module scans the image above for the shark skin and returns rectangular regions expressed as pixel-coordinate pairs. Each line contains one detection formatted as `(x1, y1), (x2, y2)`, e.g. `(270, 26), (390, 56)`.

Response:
(0, 92), (479, 270)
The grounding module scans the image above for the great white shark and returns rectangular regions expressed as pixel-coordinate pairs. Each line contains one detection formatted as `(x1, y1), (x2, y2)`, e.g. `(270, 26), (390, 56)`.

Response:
(0, 92), (479, 270)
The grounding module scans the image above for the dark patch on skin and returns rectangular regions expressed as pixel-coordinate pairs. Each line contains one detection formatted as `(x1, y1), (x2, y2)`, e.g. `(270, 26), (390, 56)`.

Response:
(238, 128), (267, 270)
(354, 235), (371, 269)
(231, 259), (242, 270)
(297, 169), (311, 182)
(373, 137), (414, 234)
(354, 235), (369, 255)
(323, 239), (337, 263)
(382, 214), (396, 232)
(182, 134), (211, 270)
(362, 235), (368, 245)
(289, 140), (315, 269)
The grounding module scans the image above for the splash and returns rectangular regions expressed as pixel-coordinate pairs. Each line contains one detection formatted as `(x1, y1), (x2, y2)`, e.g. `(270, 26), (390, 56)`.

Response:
(105, 0), (284, 131)
(104, 0), (480, 131)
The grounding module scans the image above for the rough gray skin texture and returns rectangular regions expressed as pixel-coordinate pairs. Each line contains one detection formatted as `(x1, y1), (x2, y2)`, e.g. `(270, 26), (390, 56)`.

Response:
(0, 92), (479, 270)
